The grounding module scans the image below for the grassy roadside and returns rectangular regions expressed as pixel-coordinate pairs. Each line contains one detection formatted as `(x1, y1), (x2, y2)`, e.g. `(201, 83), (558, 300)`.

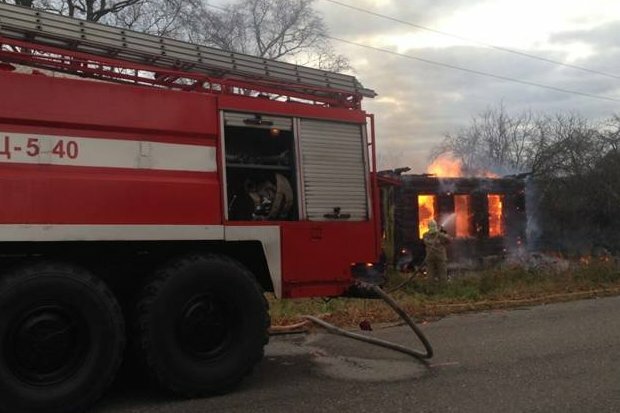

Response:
(268, 260), (620, 327)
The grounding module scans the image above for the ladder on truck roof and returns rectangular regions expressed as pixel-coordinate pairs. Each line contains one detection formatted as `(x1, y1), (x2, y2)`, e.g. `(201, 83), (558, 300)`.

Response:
(0, 2), (375, 108)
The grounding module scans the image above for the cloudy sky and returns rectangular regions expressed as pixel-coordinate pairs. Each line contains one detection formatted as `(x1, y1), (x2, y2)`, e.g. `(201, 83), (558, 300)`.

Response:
(310, 0), (620, 172)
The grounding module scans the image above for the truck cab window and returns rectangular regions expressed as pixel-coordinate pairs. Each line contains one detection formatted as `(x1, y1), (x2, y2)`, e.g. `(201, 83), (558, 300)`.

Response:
(224, 114), (298, 221)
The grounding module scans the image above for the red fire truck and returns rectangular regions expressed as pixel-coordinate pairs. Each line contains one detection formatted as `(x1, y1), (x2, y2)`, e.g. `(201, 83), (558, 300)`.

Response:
(0, 3), (380, 412)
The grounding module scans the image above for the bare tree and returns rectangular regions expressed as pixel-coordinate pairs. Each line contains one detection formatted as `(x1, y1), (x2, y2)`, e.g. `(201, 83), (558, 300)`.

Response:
(432, 105), (612, 178)
(30, 0), (141, 22)
(435, 105), (620, 253)
(0, 0), (34, 6)
(535, 113), (604, 177)
(184, 0), (350, 72)
(600, 114), (620, 152)
(2, 0), (146, 22)
(109, 0), (199, 37)
(433, 104), (538, 175)
(3, 0), (349, 71)
(1, 0), (191, 31)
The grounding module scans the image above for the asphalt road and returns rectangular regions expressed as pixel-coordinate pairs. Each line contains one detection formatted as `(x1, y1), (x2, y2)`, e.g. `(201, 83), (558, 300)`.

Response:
(95, 296), (620, 413)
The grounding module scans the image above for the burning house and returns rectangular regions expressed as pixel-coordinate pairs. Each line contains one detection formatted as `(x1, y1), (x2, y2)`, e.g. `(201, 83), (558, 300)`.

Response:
(379, 158), (527, 269)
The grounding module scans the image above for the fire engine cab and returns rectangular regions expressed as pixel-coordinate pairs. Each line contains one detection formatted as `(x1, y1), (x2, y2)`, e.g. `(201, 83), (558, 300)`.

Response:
(0, 3), (379, 412)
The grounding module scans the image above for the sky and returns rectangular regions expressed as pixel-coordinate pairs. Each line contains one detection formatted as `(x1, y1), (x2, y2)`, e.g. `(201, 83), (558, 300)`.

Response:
(311, 0), (620, 172)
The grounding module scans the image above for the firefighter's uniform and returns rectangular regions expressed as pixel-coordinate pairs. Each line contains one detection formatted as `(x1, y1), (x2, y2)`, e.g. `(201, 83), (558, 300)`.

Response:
(423, 220), (451, 283)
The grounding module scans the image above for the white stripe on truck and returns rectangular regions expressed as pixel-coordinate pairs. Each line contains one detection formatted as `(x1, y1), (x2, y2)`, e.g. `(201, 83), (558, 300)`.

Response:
(0, 132), (217, 172)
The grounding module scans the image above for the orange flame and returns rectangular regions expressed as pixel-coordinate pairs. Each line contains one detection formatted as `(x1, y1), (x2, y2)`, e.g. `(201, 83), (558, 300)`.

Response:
(488, 194), (504, 237)
(423, 155), (503, 239)
(427, 154), (500, 178)
(418, 195), (436, 239)
(479, 170), (500, 178)
(427, 154), (463, 177)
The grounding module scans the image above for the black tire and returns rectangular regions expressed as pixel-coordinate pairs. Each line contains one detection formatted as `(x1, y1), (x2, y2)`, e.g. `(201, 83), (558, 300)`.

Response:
(134, 254), (269, 396)
(0, 263), (125, 413)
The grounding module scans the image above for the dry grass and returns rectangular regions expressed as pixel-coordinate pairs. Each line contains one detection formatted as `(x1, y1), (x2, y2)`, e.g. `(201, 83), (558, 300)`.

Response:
(268, 260), (620, 327)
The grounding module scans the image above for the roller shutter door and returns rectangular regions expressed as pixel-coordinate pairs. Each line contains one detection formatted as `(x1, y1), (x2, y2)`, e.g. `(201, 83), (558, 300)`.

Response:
(299, 119), (368, 221)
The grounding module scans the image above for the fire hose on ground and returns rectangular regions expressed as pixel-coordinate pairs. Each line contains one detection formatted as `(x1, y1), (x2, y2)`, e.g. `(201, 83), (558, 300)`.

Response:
(301, 281), (433, 360)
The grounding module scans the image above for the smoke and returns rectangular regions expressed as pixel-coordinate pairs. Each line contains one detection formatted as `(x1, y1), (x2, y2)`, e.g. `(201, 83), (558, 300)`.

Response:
(436, 179), (457, 194)
(524, 177), (542, 251)
(521, 176), (614, 255)
(427, 152), (528, 183)
(466, 161), (524, 179)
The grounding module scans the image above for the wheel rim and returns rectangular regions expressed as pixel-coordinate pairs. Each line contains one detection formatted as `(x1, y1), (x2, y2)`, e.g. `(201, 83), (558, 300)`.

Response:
(5, 304), (89, 385)
(176, 293), (234, 359)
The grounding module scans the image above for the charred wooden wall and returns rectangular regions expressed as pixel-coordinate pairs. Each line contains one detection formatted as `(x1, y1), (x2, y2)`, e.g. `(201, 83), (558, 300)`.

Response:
(381, 175), (526, 266)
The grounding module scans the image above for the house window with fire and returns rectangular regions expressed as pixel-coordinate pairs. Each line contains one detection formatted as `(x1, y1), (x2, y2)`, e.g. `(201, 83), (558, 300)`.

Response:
(488, 194), (504, 237)
(417, 195), (436, 239)
(418, 194), (474, 239)
(418, 193), (505, 239)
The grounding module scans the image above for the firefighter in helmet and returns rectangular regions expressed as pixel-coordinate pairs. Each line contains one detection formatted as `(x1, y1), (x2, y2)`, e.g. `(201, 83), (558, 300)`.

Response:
(422, 219), (451, 284)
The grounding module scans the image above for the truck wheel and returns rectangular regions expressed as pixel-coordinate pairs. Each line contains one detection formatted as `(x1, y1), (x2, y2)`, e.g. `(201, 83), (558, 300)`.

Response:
(134, 254), (269, 396)
(0, 263), (125, 413)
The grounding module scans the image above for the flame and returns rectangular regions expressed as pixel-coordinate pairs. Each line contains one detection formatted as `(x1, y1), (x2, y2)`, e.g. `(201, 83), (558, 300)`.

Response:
(454, 195), (472, 237)
(427, 154), (463, 177)
(422, 156), (505, 239)
(418, 195), (436, 239)
(427, 153), (500, 178)
(579, 255), (611, 265)
(480, 170), (500, 178)
(488, 194), (504, 237)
